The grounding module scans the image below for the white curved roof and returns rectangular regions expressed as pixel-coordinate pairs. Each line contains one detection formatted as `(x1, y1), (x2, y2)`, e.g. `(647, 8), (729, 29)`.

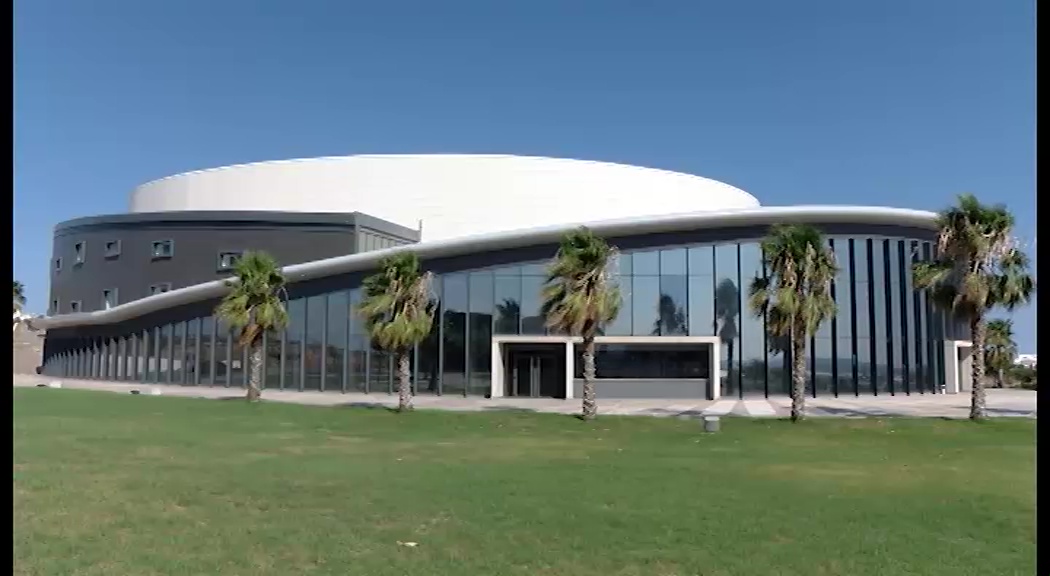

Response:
(130, 155), (760, 241)
(35, 205), (937, 330)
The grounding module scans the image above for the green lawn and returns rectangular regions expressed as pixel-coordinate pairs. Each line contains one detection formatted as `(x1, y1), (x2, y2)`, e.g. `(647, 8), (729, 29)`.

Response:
(14, 389), (1036, 576)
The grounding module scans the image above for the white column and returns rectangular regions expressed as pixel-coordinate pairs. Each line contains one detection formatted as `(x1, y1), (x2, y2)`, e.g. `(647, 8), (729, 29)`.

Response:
(959, 345), (973, 392)
(490, 340), (504, 398)
(943, 341), (959, 394)
(709, 340), (721, 400)
(564, 340), (574, 400)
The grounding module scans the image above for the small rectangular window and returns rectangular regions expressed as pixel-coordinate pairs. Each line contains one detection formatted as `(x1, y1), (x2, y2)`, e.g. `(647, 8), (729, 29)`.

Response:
(54, 258), (62, 271)
(69, 301), (82, 313)
(149, 283), (173, 295)
(104, 240), (122, 258)
(50, 300), (58, 314)
(151, 240), (174, 260)
(74, 242), (86, 264)
(217, 251), (243, 272)
(102, 288), (118, 309)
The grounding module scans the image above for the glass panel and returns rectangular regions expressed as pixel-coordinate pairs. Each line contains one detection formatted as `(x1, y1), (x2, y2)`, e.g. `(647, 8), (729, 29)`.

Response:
(369, 349), (392, 394)
(186, 320), (199, 385)
(837, 337), (856, 396)
(159, 324), (172, 383)
(348, 288), (369, 392)
(714, 243), (740, 397)
(688, 245), (714, 276)
(304, 295), (325, 391)
(416, 281), (441, 395)
(871, 240), (888, 394)
(739, 242), (766, 395)
(171, 322), (184, 384)
(889, 240), (905, 393)
(573, 343), (710, 379)
(631, 276), (660, 336)
(442, 274), (468, 395)
(123, 335), (135, 381)
(285, 298), (305, 390)
(613, 251), (632, 277)
(813, 336), (833, 397)
(856, 337), (872, 394)
(213, 318), (229, 386)
(632, 249), (659, 275)
(660, 248), (687, 275)
(687, 276), (715, 336)
(520, 273), (546, 335)
(198, 316), (213, 385)
(911, 242), (927, 392)
(468, 272), (493, 396)
(137, 330), (148, 381)
(494, 272), (522, 334)
(656, 275), (688, 335)
(326, 291), (349, 392)
(605, 274), (632, 336)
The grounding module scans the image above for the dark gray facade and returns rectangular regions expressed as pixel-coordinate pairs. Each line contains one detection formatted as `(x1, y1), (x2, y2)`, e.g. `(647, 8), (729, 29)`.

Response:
(40, 221), (957, 399)
(49, 211), (418, 315)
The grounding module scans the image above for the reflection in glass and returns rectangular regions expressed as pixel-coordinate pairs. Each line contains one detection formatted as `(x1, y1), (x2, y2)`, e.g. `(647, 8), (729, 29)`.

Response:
(520, 273), (546, 335)
(348, 288), (368, 392)
(714, 243), (740, 396)
(632, 249), (659, 275)
(836, 338), (856, 396)
(654, 275), (688, 335)
(416, 281), (441, 395)
(304, 295), (325, 391)
(185, 319), (198, 385)
(494, 272), (521, 334)
(442, 274), (468, 395)
(660, 248), (687, 275)
(605, 274), (632, 336)
(370, 348), (392, 393)
(327, 291), (349, 392)
(138, 329), (149, 381)
(631, 276), (659, 336)
(573, 344), (710, 379)
(687, 276), (714, 336)
(888, 240), (905, 392)
(738, 242), (766, 395)
(469, 272), (494, 396)
(285, 298), (305, 390)
(159, 324), (172, 383)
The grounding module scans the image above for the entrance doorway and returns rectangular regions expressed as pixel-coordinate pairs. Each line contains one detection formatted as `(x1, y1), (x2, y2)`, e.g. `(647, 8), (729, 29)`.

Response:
(504, 343), (566, 398)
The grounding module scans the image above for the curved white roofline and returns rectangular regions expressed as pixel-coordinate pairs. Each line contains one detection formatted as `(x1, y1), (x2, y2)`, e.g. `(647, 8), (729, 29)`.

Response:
(36, 206), (937, 330)
(128, 154), (761, 242)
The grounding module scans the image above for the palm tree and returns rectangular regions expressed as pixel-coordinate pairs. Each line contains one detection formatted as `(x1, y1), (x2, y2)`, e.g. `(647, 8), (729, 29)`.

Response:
(13, 281), (25, 314)
(715, 278), (740, 389)
(913, 194), (1035, 420)
(357, 253), (435, 412)
(541, 227), (622, 421)
(984, 319), (1017, 389)
(214, 251), (289, 402)
(748, 224), (837, 421)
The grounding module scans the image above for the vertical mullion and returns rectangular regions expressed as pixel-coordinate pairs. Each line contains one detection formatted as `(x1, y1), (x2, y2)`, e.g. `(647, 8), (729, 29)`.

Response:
(829, 238), (840, 398)
(320, 294), (329, 392)
(848, 239), (859, 397)
(897, 241), (911, 395)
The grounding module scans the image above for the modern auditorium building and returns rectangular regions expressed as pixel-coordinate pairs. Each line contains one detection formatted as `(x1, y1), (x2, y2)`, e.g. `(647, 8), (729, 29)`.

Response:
(35, 154), (973, 400)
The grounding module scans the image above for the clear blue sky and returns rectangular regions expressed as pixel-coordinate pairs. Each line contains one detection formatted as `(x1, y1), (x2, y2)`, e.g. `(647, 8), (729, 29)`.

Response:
(14, 0), (1036, 349)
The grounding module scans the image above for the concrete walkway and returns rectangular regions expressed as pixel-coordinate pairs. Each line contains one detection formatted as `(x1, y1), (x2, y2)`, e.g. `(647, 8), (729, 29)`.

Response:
(14, 374), (1036, 419)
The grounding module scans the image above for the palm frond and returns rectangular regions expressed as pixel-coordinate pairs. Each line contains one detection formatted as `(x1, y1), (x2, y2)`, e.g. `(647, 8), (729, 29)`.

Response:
(540, 227), (622, 338)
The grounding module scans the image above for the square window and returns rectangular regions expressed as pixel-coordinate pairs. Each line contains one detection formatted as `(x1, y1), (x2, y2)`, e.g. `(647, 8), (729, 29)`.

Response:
(217, 251), (243, 272)
(104, 240), (122, 258)
(149, 283), (173, 296)
(151, 240), (174, 259)
(54, 258), (62, 271)
(102, 288), (118, 309)
(69, 301), (82, 313)
(74, 242), (86, 264)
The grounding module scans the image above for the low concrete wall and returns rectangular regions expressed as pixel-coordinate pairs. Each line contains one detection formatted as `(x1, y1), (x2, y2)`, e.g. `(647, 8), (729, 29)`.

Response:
(572, 379), (708, 399)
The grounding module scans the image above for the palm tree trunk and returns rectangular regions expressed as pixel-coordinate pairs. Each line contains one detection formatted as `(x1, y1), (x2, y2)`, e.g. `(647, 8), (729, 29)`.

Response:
(247, 342), (263, 402)
(996, 368), (1004, 389)
(396, 351), (412, 412)
(581, 337), (598, 420)
(790, 325), (807, 422)
(969, 316), (987, 420)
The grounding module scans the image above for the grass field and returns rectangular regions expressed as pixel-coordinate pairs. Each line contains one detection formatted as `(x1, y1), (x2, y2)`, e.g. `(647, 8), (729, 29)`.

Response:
(14, 388), (1036, 576)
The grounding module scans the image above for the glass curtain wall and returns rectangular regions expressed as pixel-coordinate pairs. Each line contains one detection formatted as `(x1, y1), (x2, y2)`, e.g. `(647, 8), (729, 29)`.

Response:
(46, 234), (940, 398)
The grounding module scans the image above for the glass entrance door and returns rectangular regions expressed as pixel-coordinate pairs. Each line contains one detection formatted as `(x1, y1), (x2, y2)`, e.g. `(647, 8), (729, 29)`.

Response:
(508, 348), (563, 398)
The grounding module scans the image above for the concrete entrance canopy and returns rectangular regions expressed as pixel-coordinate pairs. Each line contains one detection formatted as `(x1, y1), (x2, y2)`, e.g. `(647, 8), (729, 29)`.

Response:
(943, 340), (974, 394)
(491, 335), (722, 401)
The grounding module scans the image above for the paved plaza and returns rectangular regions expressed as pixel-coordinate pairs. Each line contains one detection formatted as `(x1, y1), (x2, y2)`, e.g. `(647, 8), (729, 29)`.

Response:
(15, 374), (1036, 419)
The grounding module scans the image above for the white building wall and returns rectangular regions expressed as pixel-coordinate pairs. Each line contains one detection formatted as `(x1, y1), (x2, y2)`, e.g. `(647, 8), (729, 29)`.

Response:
(129, 155), (760, 242)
